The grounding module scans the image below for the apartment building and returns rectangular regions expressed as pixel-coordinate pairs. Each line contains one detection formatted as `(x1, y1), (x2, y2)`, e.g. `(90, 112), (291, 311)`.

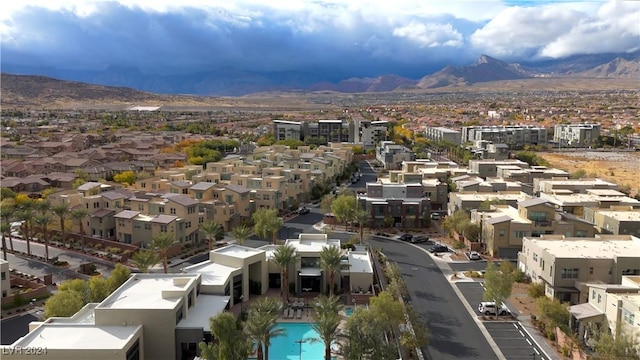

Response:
(518, 235), (640, 304)
(85, 190), (133, 240)
(305, 119), (353, 144)
(355, 119), (388, 150)
(534, 178), (618, 195)
(540, 190), (640, 216)
(467, 159), (530, 179)
(448, 191), (532, 215)
(452, 176), (523, 193)
(357, 182), (431, 228)
(583, 206), (640, 236)
(376, 141), (415, 170)
(569, 276), (640, 346)
(497, 166), (569, 185)
(553, 123), (601, 147)
(461, 125), (548, 148)
(473, 198), (594, 258)
(1, 259), (9, 299)
(273, 120), (304, 141)
(424, 126), (461, 145)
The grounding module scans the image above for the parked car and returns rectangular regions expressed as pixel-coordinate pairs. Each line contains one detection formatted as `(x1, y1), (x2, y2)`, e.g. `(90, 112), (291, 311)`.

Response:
(468, 251), (481, 260)
(399, 233), (413, 242)
(297, 207), (310, 215)
(428, 244), (448, 253)
(411, 236), (429, 244)
(478, 302), (510, 316)
(430, 213), (441, 220)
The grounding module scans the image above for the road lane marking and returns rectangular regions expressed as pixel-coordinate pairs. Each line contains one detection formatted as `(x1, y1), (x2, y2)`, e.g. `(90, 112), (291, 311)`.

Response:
(526, 339), (532, 346)
(534, 348), (540, 355)
(519, 330), (525, 337)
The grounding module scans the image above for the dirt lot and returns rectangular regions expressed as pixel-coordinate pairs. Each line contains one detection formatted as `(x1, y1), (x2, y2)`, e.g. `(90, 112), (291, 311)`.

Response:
(508, 282), (536, 316)
(541, 151), (640, 197)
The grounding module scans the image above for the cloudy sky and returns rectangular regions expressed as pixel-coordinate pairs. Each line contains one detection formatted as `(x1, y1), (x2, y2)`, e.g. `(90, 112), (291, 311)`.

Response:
(1, 0), (639, 79)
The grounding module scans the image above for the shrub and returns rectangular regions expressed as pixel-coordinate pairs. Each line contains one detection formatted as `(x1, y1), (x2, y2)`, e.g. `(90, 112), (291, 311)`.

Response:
(452, 240), (466, 250)
(529, 282), (545, 298)
(513, 269), (528, 283)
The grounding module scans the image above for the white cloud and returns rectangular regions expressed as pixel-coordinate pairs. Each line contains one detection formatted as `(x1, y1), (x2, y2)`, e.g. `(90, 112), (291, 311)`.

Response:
(393, 22), (463, 48)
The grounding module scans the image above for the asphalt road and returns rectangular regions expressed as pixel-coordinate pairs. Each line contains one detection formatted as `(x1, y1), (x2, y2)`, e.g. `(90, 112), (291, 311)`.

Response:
(456, 282), (548, 360)
(1, 312), (40, 345)
(368, 236), (497, 360)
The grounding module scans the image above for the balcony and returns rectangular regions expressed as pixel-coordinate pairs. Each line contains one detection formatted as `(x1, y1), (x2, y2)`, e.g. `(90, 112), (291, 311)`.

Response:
(534, 221), (552, 227)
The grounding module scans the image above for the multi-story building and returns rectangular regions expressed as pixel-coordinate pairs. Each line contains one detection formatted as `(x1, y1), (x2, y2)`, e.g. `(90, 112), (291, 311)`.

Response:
(468, 159), (530, 179)
(518, 235), (640, 304)
(376, 141), (415, 170)
(534, 178), (618, 195)
(553, 123), (601, 147)
(448, 191), (532, 215)
(358, 182), (430, 228)
(539, 190), (640, 216)
(273, 120), (304, 141)
(461, 125), (548, 148)
(1, 259), (9, 299)
(424, 126), (461, 145)
(355, 119), (388, 150)
(583, 206), (640, 236)
(569, 276), (640, 347)
(305, 120), (353, 144)
(473, 198), (595, 258)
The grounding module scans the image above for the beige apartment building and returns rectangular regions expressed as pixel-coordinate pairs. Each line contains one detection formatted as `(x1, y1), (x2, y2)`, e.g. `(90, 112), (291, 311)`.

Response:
(534, 178), (618, 195)
(473, 198), (594, 258)
(583, 206), (640, 236)
(518, 235), (640, 304)
(540, 190), (640, 216)
(448, 191), (532, 215)
(569, 276), (640, 347)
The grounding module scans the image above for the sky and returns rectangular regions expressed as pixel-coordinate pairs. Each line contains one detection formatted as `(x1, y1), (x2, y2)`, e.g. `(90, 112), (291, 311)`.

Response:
(1, 0), (639, 79)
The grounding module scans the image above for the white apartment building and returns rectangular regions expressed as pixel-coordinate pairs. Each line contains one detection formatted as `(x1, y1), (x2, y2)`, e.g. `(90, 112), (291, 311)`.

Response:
(518, 235), (640, 304)
(553, 123), (601, 147)
(355, 119), (388, 150)
(424, 127), (461, 145)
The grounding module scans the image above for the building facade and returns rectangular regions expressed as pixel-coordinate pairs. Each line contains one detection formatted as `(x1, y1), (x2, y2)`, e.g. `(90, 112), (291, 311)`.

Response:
(553, 123), (601, 147)
(461, 125), (548, 148)
(424, 127), (462, 145)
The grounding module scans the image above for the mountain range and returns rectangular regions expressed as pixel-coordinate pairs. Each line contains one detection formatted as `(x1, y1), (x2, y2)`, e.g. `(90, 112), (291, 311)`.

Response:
(2, 52), (639, 97)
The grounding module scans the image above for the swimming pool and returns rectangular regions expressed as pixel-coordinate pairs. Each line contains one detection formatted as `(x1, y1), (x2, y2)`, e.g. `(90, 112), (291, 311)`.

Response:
(345, 307), (354, 316)
(268, 322), (327, 360)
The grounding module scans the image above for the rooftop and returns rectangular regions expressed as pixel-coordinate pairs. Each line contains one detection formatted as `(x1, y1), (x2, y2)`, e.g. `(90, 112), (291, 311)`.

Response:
(182, 261), (239, 286)
(525, 235), (640, 259)
(453, 192), (532, 201)
(176, 295), (229, 329)
(348, 251), (373, 273)
(285, 234), (341, 253)
(597, 210), (640, 222)
(214, 244), (263, 259)
(9, 324), (141, 350)
(97, 274), (199, 310)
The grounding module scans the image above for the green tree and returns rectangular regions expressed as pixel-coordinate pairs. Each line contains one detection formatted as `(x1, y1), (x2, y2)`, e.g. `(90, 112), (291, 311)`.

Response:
(131, 250), (160, 273)
(52, 203), (70, 245)
(0, 201), (15, 255)
(231, 225), (252, 246)
(252, 209), (282, 244)
(246, 297), (285, 360)
(152, 232), (176, 274)
(593, 325), (640, 360)
(89, 276), (110, 303)
(339, 307), (397, 360)
(59, 278), (92, 303)
(0, 222), (10, 260)
(331, 193), (357, 231)
(44, 290), (85, 318)
(311, 295), (342, 360)
(199, 312), (251, 360)
(353, 207), (370, 244)
(200, 221), (225, 251)
(369, 291), (404, 326)
(71, 209), (89, 252)
(535, 296), (570, 333)
(320, 245), (342, 296)
(272, 243), (296, 304)
(320, 194), (334, 214)
(113, 170), (138, 186)
(482, 261), (515, 317)
(108, 264), (131, 292)
(15, 197), (35, 256)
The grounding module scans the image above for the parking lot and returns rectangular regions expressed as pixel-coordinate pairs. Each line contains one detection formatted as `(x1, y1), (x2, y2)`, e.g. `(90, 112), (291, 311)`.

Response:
(456, 282), (549, 360)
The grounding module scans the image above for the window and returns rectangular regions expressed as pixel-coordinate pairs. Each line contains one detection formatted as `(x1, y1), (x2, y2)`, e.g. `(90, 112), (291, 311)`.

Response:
(529, 211), (548, 222)
(138, 204), (144, 211)
(2, 290), (6, 298)
(499, 229), (505, 237)
(263, 194), (270, 200)
(622, 269), (640, 275)
(589, 267), (593, 275)
(144, 223), (151, 230)
(561, 268), (579, 279)
(195, 193), (203, 199)
(159, 206), (165, 214)
(575, 230), (588, 237)
(160, 225), (168, 232)
(533, 253), (538, 262)
(592, 290), (596, 300)
(1, 272), (5, 280)
(597, 294), (601, 303)
(623, 310), (635, 326)
(515, 231), (527, 238)
(170, 208), (176, 215)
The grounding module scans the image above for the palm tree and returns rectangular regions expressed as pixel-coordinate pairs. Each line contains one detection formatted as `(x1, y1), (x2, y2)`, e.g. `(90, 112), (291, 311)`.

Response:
(231, 225), (251, 245)
(311, 295), (342, 360)
(34, 215), (51, 261)
(0, 222), (10, 260)
(246, 297), (285, 360)
(152, 232), (176, 274)
(130, 250), (160, 273)
(71, 209), (89, 252)
(0, 203), (14, 256)
(272, 244), (296, 304)
(267, 216), (283, 244)
(353, 208), (370, 244)
(199, 312), (251, 360)
(51, 203), (70, 245)
(200, 221), (225, 251)
(320, 245), (342, 296)
(16, 207), (34, 256)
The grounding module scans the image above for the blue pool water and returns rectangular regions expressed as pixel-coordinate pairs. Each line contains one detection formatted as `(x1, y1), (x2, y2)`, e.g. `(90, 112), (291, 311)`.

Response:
(345, 307), (354, 316)
(268, 322), (326, 360)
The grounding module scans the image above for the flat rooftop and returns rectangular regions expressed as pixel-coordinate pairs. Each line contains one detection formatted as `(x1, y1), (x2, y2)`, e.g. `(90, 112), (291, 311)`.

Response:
(10, 324), (141, 350)
(454, 192), (531, 201)
(527, 236), (640, 259)
(540, 192), (640, 206)
(177, 295), (229, 329)
(183, 261), (239, 286)
(214, 244), (263, 259)
(597, 210), (640, 222)
(47, 303), (98, 325)
(97, 274), (198, 310)
(286, 235), (341, 253)
(348, 252), (373, 273)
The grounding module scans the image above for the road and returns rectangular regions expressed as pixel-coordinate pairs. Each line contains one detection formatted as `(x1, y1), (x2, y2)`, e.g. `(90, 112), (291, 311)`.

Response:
(368, 236), (497, 360)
